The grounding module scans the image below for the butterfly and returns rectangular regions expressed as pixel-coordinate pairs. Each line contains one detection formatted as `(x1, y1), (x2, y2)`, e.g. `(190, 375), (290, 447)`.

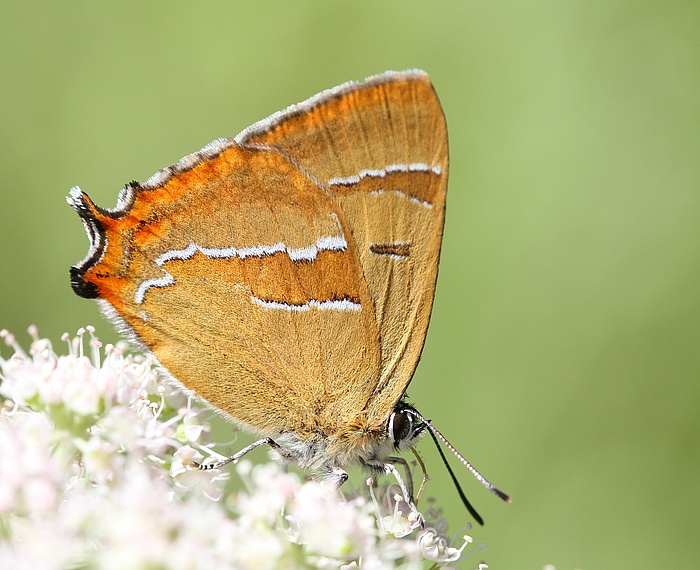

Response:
(69, 69), (509, 523)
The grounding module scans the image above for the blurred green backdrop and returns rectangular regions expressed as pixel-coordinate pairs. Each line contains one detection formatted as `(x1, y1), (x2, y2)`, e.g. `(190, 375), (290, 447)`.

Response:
(1, 2), (698, 568)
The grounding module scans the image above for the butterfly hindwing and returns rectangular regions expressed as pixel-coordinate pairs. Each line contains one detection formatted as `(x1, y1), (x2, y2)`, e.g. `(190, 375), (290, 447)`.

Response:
(70, 145), (382, 436)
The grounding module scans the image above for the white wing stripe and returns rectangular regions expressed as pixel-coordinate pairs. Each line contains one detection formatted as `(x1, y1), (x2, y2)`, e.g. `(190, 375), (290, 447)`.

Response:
(136, 234), (347, 304)
(328, 162), (442, 186)
(252, 297), (361, 312)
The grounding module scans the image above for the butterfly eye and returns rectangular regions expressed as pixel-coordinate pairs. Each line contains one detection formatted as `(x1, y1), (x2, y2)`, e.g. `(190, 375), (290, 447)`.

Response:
(388, 406), (425, 449)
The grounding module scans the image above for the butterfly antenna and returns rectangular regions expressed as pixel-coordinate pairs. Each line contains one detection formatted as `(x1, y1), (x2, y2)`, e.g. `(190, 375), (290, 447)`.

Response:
(406, 409), (511, 524)
(425, 427), (484, 525)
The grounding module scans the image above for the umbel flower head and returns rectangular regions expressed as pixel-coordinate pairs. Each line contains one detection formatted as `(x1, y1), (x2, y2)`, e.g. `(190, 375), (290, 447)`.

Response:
(0, 326), (484, 569)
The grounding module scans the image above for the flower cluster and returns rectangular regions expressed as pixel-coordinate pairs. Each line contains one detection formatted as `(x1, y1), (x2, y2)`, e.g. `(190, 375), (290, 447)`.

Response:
(0, 326), (483, 569)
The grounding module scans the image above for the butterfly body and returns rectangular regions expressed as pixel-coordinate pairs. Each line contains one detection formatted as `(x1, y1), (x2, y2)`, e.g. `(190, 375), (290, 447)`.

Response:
(70, 70), (447, 484)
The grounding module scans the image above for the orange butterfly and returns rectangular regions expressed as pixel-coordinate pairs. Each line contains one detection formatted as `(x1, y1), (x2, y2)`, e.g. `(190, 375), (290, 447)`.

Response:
(70, 70), (509, 524)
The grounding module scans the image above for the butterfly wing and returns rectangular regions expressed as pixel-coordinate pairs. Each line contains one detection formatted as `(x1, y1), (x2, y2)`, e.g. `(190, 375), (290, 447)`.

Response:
(237, 70), (449, 428)
(70, 143), (382, 437)
(70, 70), (447, 442)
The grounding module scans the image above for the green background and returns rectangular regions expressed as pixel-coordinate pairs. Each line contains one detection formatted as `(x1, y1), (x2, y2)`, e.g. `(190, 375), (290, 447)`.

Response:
(1, 2), (698, 568)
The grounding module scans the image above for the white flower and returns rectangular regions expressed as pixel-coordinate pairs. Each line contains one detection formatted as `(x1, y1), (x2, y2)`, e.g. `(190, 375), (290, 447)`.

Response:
(378, 491), (423, 538)
(291, 480), (375, 559)
(0, 412), (61, 515)
(0, 326), (481, 568)
(61, 358), (102, 415)
(236, 461), (299, 525)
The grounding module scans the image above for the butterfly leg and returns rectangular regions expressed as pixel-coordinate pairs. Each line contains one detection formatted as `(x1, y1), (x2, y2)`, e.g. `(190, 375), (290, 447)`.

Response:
(386, 456), (415, 503)
(364, 457), (425, 527)
(193, 437), (285, 470)
(363, 457), (413, 502)
(314, 467), (349, 488)
(382, 460), (413, 505)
